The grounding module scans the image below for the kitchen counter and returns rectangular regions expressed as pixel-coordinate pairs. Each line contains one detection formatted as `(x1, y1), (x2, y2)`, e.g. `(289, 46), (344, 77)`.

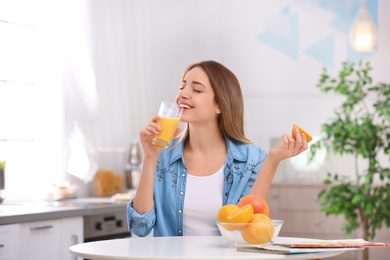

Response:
(0, 197), (129, 225)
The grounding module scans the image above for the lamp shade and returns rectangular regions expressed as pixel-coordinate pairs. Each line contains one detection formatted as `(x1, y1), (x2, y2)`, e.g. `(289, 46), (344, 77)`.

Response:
(349, 0), (377, 52)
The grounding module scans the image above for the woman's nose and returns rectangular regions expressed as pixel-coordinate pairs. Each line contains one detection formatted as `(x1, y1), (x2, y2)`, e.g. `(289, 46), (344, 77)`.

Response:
(177, 88), (190, 98)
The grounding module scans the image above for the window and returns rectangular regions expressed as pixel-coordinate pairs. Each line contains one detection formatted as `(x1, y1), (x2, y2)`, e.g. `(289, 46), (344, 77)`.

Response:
(0, 0), (63, 199)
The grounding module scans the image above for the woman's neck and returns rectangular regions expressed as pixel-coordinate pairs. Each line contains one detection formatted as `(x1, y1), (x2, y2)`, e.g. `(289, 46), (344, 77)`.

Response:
(185, 123), (226, 152)
(183, 123), (227, 176)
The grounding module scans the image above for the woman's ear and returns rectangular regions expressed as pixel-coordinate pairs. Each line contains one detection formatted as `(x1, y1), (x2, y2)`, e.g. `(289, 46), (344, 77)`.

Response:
(216, 107), (221, 114)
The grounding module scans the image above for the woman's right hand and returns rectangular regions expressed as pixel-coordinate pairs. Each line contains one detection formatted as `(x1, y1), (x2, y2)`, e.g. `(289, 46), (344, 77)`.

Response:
(133, 115), (166, 215)
(139, 115), (164, 158)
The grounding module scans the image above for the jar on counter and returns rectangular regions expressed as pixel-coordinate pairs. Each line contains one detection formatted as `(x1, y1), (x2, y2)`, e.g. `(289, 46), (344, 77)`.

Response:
(95, 147), (126, 196)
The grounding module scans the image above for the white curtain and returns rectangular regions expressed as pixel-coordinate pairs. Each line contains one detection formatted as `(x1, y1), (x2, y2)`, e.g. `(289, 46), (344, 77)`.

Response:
(60, 0), (99, 184)
(85, 0), (148, 147)
(74, 0), (151, 190)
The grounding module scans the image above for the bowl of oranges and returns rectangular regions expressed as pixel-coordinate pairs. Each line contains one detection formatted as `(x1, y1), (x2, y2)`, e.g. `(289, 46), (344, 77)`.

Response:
(216, 194), (284, 247)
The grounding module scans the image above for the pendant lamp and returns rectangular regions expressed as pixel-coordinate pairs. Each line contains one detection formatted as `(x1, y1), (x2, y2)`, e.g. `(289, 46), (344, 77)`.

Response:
(349, 0), (377, 52)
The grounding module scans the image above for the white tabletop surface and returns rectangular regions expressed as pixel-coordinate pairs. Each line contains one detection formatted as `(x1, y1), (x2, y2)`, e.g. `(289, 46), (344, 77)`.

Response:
(69, 236), (348, 260)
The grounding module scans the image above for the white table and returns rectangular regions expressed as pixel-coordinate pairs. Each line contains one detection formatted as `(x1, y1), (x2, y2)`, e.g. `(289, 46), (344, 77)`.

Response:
(69, 236), (349, 260)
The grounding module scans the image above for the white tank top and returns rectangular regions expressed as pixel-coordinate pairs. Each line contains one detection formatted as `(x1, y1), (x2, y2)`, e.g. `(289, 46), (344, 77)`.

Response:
(183, 165), (224, 236)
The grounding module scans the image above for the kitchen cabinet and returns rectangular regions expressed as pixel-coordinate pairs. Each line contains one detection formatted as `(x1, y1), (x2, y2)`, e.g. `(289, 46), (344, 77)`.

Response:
(268, 183), (390, 260)
(20, 216), (83, 260)
(0, 224), (20, 260)
(60, 217), (83, 260)
(20, 218), (61, 259)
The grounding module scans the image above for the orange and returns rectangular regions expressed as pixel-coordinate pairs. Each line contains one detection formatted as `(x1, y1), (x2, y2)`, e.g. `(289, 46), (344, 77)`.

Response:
(217, 204), (242, 231)
(227, 204), (254, 223)
(238, 194), (270, 216)
(240, 213), (274, 244)
(292, 124), (313, 143)
(220, 222), (242, 232)
(217, 204), (240, 222)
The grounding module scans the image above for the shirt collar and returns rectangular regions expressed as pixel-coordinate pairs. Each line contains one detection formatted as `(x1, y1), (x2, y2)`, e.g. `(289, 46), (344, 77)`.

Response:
(168, 136), (247, 165)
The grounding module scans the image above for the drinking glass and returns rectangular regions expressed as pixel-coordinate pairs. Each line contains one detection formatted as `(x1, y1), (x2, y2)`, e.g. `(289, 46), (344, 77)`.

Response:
(152, 101), (183, 148)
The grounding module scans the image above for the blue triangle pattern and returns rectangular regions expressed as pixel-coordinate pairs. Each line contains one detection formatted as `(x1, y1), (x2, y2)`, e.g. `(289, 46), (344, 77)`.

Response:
(304, 34), (335, 68)
(329, 5), (359, 34)
(317, 0), (378, 35)
(315, 0), (355, 16)
(281, 6), (290, 15)
(257, 7), (298, 60)
(366, 0), (379, 26)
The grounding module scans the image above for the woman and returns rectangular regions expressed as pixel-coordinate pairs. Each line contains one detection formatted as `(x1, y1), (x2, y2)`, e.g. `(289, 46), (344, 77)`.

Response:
(127, 60), (308, 237)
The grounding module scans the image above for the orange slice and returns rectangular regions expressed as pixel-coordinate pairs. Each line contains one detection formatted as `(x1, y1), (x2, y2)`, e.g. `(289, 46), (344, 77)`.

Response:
(227, 204), (254, 223)
(292, 124), (313, 143)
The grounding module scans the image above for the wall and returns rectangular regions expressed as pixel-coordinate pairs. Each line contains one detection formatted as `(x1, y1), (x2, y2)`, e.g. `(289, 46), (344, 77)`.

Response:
(75, 0), (390, 191)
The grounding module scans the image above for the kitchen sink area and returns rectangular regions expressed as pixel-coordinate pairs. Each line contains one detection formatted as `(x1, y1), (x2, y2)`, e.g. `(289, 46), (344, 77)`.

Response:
(3, 197), (125, 208)
(0, 196), (130, 225)
(0, 204), (33, 214)
(0, 200), (81, 217)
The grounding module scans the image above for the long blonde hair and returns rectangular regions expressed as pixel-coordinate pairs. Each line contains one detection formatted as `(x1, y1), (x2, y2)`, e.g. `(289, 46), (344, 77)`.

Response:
(179, 60), (252, 144)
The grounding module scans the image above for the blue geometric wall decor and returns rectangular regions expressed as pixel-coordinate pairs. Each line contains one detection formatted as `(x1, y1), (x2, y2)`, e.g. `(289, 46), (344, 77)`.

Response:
(256, 1), (378, 65)
(316, 0), (378, 61)
(304, 34), (335, 68)
(257, 6), (299, 60)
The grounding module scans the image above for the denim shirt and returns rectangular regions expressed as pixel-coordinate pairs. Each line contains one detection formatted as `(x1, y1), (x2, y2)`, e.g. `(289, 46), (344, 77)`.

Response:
(126, 137), (267, 237)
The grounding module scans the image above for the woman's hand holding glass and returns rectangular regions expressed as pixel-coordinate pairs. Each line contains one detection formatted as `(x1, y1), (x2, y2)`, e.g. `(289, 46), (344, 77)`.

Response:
(140, 115), (182, 159)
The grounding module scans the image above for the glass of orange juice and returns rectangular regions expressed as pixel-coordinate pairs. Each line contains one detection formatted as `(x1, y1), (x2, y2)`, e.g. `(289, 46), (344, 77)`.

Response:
(152, 101), (183, 148)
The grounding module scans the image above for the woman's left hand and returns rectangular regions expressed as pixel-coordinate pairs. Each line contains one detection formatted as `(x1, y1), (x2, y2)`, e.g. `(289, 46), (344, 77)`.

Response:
(268, 125), (308, 163)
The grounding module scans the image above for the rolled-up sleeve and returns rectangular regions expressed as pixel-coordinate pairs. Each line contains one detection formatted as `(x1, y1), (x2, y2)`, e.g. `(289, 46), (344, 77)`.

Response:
(126, 198), (156, 237)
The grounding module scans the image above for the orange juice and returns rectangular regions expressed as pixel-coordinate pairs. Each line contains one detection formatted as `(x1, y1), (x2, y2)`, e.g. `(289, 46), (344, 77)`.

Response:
(153, 117), (180, 148)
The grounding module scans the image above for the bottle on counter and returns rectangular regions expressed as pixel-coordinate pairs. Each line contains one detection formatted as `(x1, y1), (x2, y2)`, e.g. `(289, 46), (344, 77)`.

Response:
(125, 139), (142, 190)
(0, 160), (5, 203)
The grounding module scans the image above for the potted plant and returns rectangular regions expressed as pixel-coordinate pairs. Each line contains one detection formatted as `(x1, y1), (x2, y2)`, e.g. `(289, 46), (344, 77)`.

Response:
(310, 60), (390, 260)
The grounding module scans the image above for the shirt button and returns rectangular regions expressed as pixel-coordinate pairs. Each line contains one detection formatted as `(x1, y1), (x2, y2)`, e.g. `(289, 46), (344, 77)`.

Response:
(179, 230), (182, 233)
(182, 174), (185, 177)
(180, 192), (183, 195)
(178, 210), (182, 214)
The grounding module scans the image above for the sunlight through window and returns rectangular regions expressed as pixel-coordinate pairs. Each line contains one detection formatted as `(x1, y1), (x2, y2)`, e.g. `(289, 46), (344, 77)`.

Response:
(0, 0), (63, 199)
